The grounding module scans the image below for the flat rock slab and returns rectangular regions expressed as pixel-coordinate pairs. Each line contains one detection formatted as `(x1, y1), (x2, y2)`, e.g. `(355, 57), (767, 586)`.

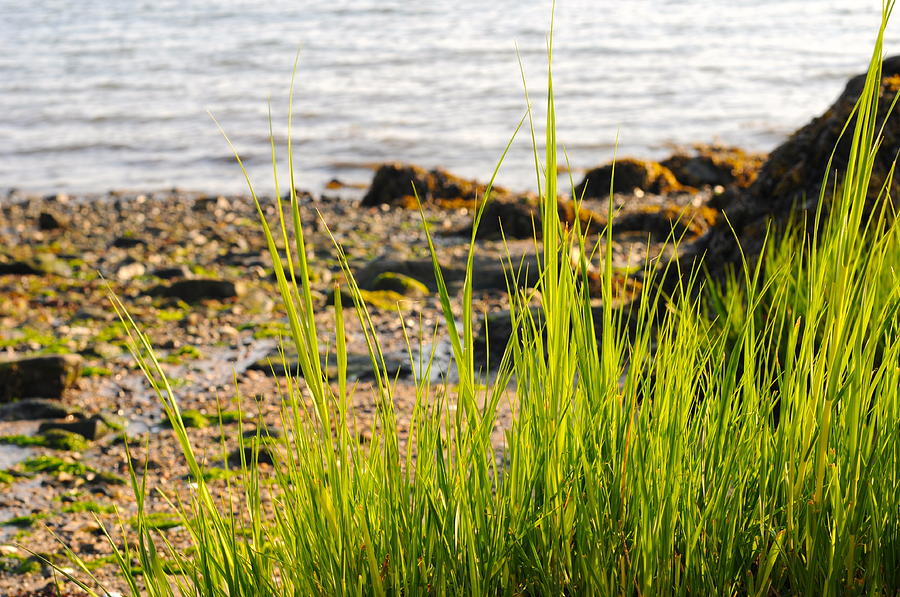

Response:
(0, 354), (82, 402)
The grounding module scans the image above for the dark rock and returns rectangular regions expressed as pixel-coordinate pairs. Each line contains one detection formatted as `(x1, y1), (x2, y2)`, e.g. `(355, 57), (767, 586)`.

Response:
(667, 55), (900, 291)
(574, 158), (684, 198)
(0, 398), (80, 421)
(0, 255), (70, 277)
(151, 265), (190, 280)
(613, 204), (718, 241)
(228, 438), (279, 466)
(38, 211), (66, 231)
(463, 196), (606, 240)
(111, 236), (146, 249)
(360, 162), (505, 208)
(0, 354), (82, 402)
(355, 251), (543, 293)
(0, 261), (41, 275)
(152, 279), (243, 302)
(38, 414), (110, 441)
(241, 425), (283, 439)
(355, 258), (465, 292)
(661, 145), (765, 189)
(749, 58), (900, 214)
(474, 304), (639, 365)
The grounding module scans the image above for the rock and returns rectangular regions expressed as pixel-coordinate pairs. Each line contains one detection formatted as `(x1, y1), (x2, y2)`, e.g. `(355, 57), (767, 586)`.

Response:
(228, 437), (279, 466)
(749, 59), (900, 213)
(241, 425), (283, 439)
(37, 211), (67, 231)
(613, 204), (718, 241)
(33, 254), (72, 277)
(355, 258), (464, 291)
(249, 348), (411, 381)
(668, 55), (900, 291)
(325, 288), (411, 311)
(111, 236), (146, 249)
(152, 279), (244, 302)
(360, 162), (505, 208)
(354, 253), (541, 293)
(0, 398), (80, 421)
(463, 196), (606, 240)
(0, 254), (72, 277)
(151, 265), (190, 280)
(0, 354), (82, 402)
(0, 261), (41, 275)
(192, 195), (230, 212)
(370, 272), (429, 298)
(38, 414), (110, 441)
(661, 145), (765, 189)
(474, 304), (638, 365)
(574, 158), (684, 198)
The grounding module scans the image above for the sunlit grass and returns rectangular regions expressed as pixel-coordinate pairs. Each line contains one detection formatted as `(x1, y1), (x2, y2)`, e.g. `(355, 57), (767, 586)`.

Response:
(55, 3), (900, 595)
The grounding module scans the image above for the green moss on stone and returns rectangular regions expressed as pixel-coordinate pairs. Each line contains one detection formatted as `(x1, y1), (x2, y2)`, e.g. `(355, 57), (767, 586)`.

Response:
(371, 272), (429, 297)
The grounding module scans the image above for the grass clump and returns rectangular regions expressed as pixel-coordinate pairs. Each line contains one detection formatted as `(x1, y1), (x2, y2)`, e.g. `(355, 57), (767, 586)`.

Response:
(62, 5), (900, 596)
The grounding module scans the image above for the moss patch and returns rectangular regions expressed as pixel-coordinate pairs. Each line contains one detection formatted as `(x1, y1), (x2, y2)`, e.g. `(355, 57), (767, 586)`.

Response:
(61, 500), (116, 514)
(0, 430), (90, 452)
(163, 409), (209, 429)
(129, 512), (183, 531)
(370, 272), (429, 298)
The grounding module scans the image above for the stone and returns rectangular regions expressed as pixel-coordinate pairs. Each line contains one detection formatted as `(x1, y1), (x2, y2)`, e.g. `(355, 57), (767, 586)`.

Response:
(151, 265), (190, 280)
(462, 195), (606, 240)
(0, 354), (82, 402)
(0, 261), (40, 275)
(111, 236), (146, 249)
(661, 145), (765, 189)
(370, 272), (429, 298)
(0, 398), (81, 421)
(574, 158), (684, 198)
(360, 162), (506, 208)
(667, 55), (900, 292)
(38, 211), (67, 231)
(38, 415), (110, 441)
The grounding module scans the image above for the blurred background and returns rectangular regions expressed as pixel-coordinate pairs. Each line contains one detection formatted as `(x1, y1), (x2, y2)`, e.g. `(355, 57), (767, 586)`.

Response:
(1, 0), (898, 197)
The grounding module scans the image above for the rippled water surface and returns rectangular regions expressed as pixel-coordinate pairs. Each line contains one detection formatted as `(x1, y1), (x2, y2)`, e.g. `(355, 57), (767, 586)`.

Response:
(2, 1), (898, 195)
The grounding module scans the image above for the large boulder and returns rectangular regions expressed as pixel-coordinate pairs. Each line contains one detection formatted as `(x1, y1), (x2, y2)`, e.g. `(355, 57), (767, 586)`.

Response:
(747, 59), (900, 213)
(0, 355), (82, 402)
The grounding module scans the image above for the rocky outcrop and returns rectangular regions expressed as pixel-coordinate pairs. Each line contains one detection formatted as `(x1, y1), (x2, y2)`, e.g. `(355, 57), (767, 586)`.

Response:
(668, 56), (900, 290)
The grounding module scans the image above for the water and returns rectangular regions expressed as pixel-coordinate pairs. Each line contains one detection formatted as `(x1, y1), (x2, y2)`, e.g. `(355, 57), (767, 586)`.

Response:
(1, 1), (898, 197)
